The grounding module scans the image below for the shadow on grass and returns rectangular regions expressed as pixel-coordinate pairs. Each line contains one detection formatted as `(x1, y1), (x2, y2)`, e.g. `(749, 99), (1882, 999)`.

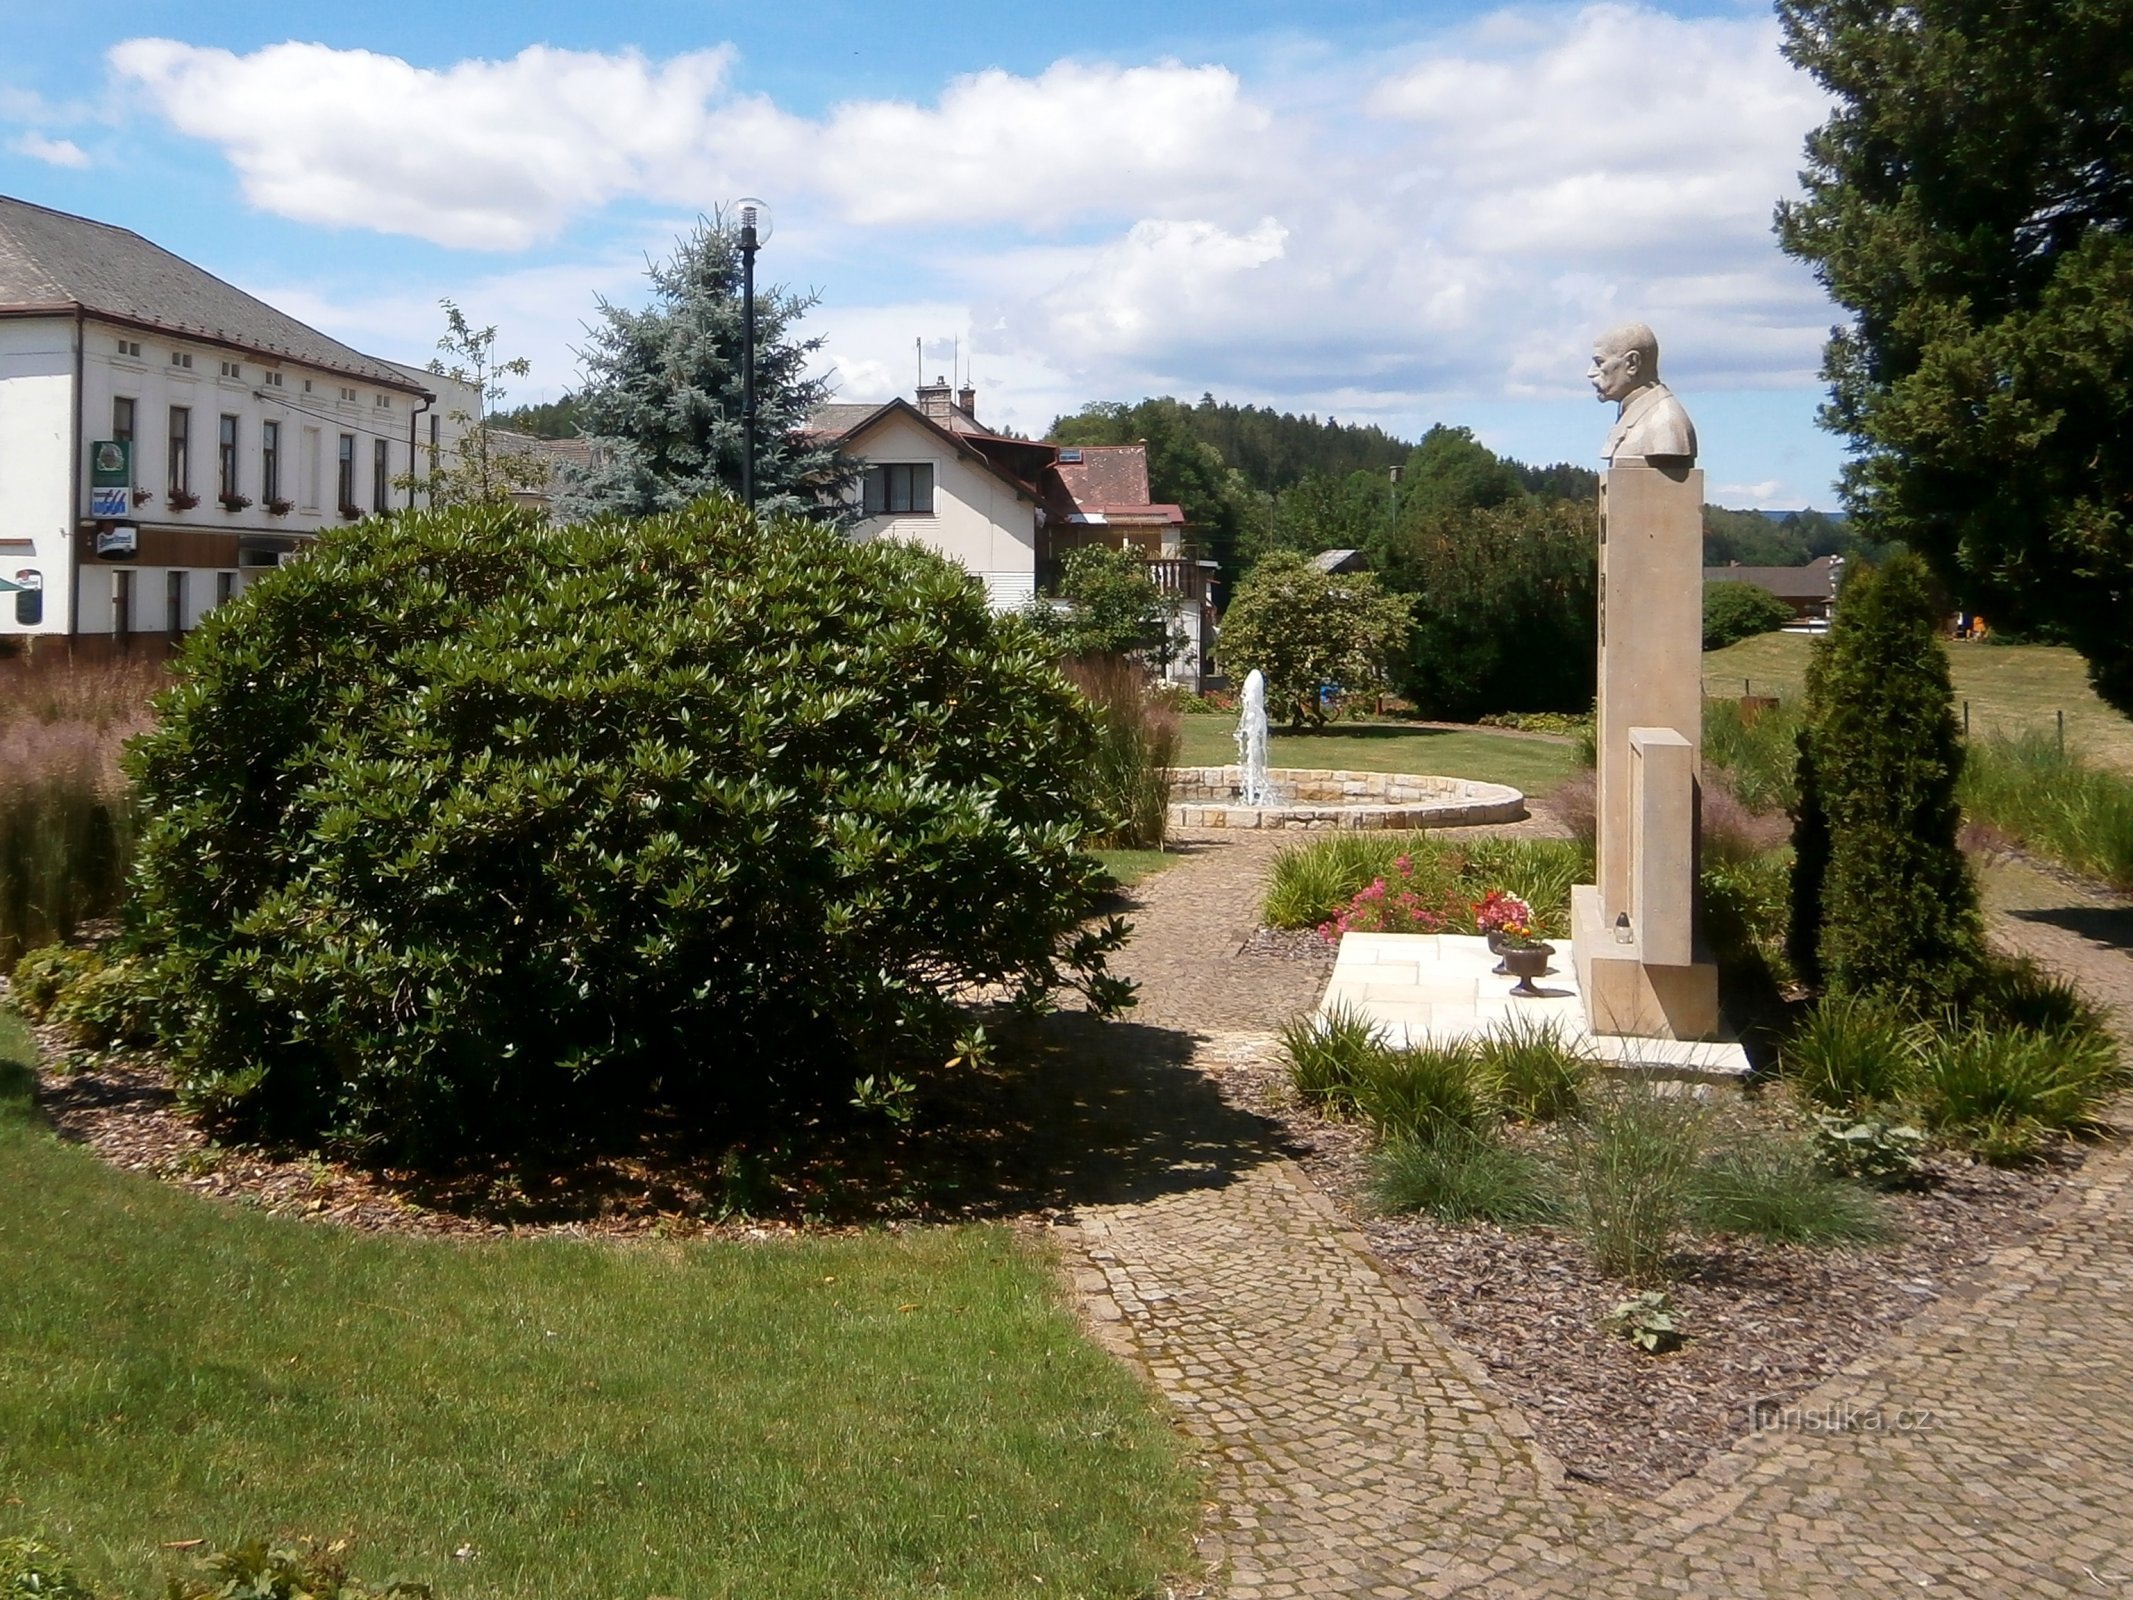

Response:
(2005, 903), (2133, 958)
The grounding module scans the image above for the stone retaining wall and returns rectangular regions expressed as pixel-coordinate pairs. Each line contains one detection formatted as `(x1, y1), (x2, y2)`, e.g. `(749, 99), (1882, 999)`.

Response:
(1166, 766), (1526, 830)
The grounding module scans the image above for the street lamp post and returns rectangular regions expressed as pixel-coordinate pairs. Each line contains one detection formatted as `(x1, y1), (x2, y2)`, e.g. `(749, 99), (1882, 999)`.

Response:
(735, 197), (771, 513)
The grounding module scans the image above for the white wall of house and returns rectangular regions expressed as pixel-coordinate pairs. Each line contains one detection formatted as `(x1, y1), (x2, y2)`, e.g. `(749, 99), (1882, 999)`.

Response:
(2, 315), (469, 641)
(82, 318), (432, 530)
(0, 317), (78, 635)
(845, 411), (1036, 610)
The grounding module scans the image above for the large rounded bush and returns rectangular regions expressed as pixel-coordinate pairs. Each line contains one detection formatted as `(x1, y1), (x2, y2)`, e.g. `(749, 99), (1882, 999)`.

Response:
(1702, 581), (1795, 650)
(126, 498), (1128, 1160)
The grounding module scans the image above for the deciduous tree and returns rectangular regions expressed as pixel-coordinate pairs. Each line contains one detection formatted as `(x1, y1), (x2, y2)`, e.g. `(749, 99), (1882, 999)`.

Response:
(1217, 550), (1411, 729)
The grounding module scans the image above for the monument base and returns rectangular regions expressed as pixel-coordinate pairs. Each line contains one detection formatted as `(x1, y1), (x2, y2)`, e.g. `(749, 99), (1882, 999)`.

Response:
(1571, 884), (1720, 1040)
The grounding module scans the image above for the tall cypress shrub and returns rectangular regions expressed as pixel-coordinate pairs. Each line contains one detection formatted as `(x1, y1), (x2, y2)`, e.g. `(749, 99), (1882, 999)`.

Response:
(1805, 555), (1980, 1003)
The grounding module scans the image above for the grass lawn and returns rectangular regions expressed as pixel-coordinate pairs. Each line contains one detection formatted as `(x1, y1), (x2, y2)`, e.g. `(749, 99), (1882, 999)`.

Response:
(0, 1016), (1198, 1600)
(1092, 848), (1184, 888)
(1705, 633), (2133, 773)
(1174, 716), (1579, 797)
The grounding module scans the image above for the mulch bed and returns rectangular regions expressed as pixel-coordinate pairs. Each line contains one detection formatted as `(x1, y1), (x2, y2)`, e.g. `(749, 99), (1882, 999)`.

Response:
(1208, 1038), (2087, 1499)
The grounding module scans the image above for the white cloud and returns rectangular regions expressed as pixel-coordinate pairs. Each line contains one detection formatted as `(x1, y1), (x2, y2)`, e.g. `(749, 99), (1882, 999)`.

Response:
(108, 40), (1273, 248)
(9, 133), (89, 168)
(109, 7), (1846, 493)
(109, 40), (739, 249)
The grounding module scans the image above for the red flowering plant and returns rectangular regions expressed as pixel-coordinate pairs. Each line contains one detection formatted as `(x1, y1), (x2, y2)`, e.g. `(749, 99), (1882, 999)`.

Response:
(1473, 888), (1542, 949)
(1317, 854), (1462, 941)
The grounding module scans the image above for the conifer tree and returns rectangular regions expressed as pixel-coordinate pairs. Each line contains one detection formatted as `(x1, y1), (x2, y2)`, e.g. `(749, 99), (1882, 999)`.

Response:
(559, 216), (851, 522)
(1803, 554), (1981, 1002)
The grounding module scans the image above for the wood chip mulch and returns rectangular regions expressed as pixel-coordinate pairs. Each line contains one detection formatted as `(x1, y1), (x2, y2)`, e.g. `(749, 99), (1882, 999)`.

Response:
(22, 1024), (841, 1244)
(1208, 1040), (2088, 1499)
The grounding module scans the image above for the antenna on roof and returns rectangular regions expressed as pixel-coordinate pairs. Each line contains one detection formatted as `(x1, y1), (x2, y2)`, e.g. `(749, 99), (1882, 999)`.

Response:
(915, 336), (922, 393)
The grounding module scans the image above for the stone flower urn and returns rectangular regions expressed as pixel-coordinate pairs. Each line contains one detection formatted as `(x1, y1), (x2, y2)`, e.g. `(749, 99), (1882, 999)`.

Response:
(1502, 943), (1555, 999)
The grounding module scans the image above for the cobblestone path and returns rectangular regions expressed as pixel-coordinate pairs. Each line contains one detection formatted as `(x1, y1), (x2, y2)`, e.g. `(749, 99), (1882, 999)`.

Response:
(1067, 830), (2133, 1597)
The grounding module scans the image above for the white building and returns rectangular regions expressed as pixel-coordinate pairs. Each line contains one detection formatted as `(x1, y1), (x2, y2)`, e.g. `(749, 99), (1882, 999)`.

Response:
(809, 380), (1218, 682)
(0, 194), (472, 647)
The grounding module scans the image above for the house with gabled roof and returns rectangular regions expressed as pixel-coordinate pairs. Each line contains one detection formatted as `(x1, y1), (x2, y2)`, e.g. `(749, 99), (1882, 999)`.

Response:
(0, 193), (472, 648)
(808, 379), (1217, 682)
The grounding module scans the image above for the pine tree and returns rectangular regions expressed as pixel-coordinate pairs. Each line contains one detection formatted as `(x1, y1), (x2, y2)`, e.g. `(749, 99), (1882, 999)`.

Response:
(559, 216), (851, 522)
(1805, 554), (1981, 1003)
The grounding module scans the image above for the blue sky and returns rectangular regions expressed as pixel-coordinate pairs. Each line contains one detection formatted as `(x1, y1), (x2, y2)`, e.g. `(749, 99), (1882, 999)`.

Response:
(2, 0), (1850, 507)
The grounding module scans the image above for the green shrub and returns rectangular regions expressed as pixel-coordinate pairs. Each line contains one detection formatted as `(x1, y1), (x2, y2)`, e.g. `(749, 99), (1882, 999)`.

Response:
(1808, 1113), (1928, 1187)
(168, 1540), (432, 1600)
(1908, 1022), (2126, 1161)
(1698, 849), (1793, 985)
(1349, 1041), (1494, 1143)
(1263, 833), (1410, 930)
(1701, 696), (1802, 817)
(8, 941), (96, 1021)
(1782, 992), (1919, 1109)
(1566, 1085), (1705, 1283)
(1474, 1014), (1589, 1121)
(1261, 832), (1591, 935)
(1703, 581), (1795, 650)
(1968, 953), (2107, 1038)
(1603, 1290), (1686, 1353)
(1278, 1003), (1386, 1112)
(1370, 1126), (1560, 1224)
(1688, 1141), (1891, 1243)
(1, 1537), (99, 1599)
(1959, 730), (2133, 891)
(1799, 555), (1982, 1004)
(45, 950), (158, 1051)
(1060, 656), (1179, 850)
(0, 766), (136, 970)
(122, 499), (1130, 1163)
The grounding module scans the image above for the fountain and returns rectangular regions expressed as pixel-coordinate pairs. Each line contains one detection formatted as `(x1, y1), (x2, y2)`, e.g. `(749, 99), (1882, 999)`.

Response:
(1235, 668), (1273, 805)
(1166, 667), (1529, 831)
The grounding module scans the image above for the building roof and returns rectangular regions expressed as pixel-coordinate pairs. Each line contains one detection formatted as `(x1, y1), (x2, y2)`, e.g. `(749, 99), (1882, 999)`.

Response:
(1052, 443), (1151, 506)
(1312, 548), (1368, 573)
(0, 193), (427, 393)
(808, 397), (1045, 502)
(1703, 555), (1839, 600)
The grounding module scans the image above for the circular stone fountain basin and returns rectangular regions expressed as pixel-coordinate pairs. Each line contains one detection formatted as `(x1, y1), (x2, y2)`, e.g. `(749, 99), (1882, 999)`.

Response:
(1166, 766), (1526, 830)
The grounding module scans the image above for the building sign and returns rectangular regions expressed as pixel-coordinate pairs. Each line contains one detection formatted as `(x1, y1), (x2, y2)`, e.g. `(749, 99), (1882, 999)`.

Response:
(90, 441), (133, 519)
(95, 526), (138, 560)
(91, 440), (131, 487)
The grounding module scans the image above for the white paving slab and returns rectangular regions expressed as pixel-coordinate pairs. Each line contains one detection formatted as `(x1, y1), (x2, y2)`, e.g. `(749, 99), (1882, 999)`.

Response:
(1320, 932), (1751, 1080)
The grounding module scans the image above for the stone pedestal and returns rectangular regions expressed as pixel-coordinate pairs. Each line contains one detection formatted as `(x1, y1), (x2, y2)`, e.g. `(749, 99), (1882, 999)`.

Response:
(1575, 464), (1721, 1041)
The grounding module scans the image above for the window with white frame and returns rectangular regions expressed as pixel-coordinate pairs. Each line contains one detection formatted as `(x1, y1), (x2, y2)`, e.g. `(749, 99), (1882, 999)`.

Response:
(862, 463), (934, 515)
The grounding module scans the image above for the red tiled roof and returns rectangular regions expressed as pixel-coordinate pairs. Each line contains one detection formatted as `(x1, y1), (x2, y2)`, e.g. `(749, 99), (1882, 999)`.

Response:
(1051, 443), (1152, 507)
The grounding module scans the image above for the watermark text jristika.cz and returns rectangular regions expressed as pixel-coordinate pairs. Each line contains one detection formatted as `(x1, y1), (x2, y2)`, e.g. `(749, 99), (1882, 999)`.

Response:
(1746, 1399), (1935, 1435)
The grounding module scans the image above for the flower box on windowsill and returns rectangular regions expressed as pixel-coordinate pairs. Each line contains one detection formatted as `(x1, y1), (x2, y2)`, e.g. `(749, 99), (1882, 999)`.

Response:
(131, 487), (154, 508)
(219, 493), (254, 512)
(338, 503), (365, 521)
(166, 490), (201, 511)
(265, 497), (294, 517)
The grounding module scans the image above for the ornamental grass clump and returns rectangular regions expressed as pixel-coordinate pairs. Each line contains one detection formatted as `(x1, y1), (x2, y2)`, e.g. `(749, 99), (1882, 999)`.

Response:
(1567, 1085), (1705, 1283)
(1370, 1126), (1561, 1225)
(1348, 1040), (1494, 1143)
(118, 498), (1131, 1164)
(1277, 1003), (1386, 1113)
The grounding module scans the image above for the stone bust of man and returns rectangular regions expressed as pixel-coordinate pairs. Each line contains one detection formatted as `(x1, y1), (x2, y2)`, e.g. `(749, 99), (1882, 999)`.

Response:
(1589, 322), (1697, 465)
